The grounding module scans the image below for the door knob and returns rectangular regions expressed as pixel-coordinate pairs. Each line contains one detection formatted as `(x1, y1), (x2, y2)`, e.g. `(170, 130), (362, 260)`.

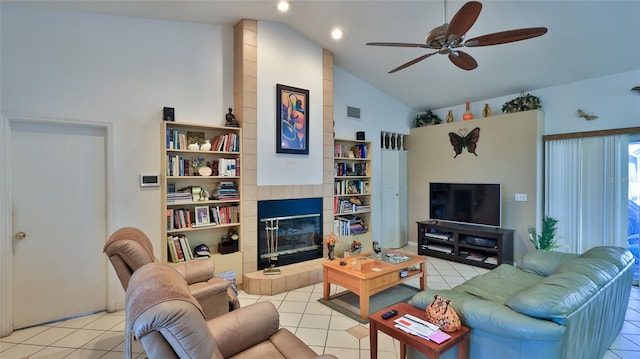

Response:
(15, 232), (26, 240)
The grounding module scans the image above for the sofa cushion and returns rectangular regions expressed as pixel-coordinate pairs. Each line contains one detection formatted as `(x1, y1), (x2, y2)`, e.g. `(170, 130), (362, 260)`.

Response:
(454, 264), (542, 304)
(505, 272), (598, 324)
(519, 250), (578, 277)
(580, 246), (634, 270)
(554, 258), (620, 288)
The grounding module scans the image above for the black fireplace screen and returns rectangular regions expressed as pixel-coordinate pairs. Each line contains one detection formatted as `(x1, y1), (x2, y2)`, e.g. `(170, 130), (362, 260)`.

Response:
(257, 198), (323, 270)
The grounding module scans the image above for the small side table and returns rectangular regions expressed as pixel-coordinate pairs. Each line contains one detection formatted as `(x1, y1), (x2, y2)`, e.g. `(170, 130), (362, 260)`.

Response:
(369, 302), (470, 359)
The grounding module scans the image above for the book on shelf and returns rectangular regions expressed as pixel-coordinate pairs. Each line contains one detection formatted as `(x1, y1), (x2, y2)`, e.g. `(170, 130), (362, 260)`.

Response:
(213, 181), (239, 200)
(167, 234), (194, 262)
(167, 192), (192, 203)
(333, 215), (365, 235)
(334, 198), (370, 214)
(334, 179), (369, 195)
(333, 162), (369, 177)
(209, 205), (240, 225)
(166, 129), (189, 150)
(211, 133), (240, 152)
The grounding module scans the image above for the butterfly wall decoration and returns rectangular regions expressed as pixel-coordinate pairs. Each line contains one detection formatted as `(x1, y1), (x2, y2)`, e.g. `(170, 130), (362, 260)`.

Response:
(449, 127), (480, 158)
(577, 109), (598, 121)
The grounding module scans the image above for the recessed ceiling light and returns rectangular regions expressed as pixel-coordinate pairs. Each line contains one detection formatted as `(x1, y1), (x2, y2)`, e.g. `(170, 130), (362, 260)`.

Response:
(331, 28), (343, 40)
(277, 1), (290, 12)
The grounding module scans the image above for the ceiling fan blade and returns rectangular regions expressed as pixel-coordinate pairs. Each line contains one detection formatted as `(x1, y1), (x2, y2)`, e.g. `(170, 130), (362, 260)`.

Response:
(464, 27), (548, 47)
(366, 42), (430, 49)
(448, 50), (478, 71)
(445, 1), (482, 41)
(389, 52), (438, 73)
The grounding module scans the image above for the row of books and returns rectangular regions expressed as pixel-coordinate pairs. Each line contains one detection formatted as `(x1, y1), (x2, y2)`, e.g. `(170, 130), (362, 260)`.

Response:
(210, 133), (240, 152)
(167, 192), (194, 203)
(334, 179), (370, 195)
(333, 215), (366, 236)
(334, 143), (368, 159)
(334, 197), (370, 214)
(167, 205), (240, 230)
(166, 156), (239, 177)
(165, 129), (239, 152)
(168, 234), (194, 263)
(334, 162), (368, 176)
(206, 205), (240, 226)
(213, 181), (239, 200)
(167, 208), (193, 230)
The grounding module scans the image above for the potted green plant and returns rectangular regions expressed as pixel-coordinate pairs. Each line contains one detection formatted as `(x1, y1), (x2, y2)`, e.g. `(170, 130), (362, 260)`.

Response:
(528, 216), (559, 250)
(415, 110), (441, 127)
(502, 92), (542, 113)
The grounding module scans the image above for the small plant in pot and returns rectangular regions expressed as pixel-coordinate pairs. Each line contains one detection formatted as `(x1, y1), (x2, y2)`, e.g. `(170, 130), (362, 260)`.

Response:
(415, 110), (442, 127)
(528, 216), (559, 250)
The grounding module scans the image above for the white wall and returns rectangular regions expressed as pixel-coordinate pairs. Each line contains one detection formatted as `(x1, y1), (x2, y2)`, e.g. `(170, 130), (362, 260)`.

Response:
(333, 66), (414, 243)
(1, 5), (234, 243)
(256, 21), (323, 186)
(429, 69), (640, 135)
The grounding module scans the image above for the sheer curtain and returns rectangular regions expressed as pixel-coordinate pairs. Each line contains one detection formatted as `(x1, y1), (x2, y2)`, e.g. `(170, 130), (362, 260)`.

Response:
(544, 135), (628, 253)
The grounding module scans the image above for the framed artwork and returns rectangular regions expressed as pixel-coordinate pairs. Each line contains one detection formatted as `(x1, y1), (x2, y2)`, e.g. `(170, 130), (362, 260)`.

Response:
(276, 84), (309, 154)
(194, 206), (210, 226)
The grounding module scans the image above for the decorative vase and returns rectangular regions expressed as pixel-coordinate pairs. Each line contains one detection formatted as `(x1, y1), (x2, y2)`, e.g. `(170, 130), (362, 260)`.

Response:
(482, 104), (492, 118)
(446, 110), (454, 123)
(188, 143), (200, 151)
(200, 139), (211, 151)
(463, 101), (473, 121)
(327, 245), (335, 260)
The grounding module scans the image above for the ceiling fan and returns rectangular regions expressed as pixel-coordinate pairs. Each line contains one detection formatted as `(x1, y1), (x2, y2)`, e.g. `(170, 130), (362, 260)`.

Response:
(366, 1), (548, 73)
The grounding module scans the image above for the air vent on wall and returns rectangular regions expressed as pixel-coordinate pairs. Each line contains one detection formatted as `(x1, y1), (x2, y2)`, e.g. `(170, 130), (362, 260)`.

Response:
(347, 106), (361, 120)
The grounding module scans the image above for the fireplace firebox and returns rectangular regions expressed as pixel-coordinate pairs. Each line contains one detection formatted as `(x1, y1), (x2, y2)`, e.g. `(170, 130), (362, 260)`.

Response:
(257, 198), (323, 270)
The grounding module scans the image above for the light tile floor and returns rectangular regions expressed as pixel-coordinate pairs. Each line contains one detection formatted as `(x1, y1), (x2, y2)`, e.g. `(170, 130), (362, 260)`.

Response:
(2, 244), (640, 358)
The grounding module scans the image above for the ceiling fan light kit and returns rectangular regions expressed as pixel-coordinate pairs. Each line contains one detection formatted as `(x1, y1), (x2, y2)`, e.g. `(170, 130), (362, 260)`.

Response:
(366, 1), (548, 73)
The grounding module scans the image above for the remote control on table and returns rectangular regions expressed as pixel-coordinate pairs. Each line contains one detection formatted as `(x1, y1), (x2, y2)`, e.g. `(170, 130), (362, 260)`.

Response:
(381, 309), (398, 319)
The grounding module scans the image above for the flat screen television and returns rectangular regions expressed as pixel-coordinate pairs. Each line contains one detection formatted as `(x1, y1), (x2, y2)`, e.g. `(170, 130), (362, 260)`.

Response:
(429, 182), (502, 227)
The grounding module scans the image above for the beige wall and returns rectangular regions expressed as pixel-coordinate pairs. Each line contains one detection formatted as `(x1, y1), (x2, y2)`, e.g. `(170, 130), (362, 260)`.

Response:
(407, 110), (544, 262)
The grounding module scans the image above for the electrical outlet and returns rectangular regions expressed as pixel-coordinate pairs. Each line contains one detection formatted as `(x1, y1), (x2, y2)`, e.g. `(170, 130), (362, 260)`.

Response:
(515, 193), (527, 202)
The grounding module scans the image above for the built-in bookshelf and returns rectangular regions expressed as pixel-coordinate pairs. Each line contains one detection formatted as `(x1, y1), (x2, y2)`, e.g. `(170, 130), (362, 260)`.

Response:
(333, 139), (372, 246)
(161, 121), (242, 275)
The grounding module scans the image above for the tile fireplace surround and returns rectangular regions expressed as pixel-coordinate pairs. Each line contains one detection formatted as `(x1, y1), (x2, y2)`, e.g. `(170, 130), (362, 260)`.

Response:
(235, 20), (336, 295)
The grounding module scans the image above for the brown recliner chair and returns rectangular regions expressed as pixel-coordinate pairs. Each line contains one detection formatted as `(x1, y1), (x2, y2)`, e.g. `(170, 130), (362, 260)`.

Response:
(103, 227), (239, 319)
(125, 262), (337, 359)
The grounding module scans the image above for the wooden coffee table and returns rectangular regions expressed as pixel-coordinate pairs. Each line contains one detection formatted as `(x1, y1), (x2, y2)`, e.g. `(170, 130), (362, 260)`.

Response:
(369, 302), (470, 359)
(322, 250), (426, 320)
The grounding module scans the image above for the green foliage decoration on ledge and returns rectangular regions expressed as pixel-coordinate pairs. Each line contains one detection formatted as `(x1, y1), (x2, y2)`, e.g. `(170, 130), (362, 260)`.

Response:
(502, 92), (542, 113)
(415, 110), (442, 127)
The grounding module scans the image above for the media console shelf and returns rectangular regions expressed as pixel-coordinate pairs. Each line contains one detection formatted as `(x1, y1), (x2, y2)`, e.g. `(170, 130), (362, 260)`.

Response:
(416, 221), (514, 269)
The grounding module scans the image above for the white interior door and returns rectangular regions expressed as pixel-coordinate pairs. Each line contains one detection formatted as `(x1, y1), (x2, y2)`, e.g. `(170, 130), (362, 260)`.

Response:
(380, 150), (408, 248)
(11, 120), (107, 329)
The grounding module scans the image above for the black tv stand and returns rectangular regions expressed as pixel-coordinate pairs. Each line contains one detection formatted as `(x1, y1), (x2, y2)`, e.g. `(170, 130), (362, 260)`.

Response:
(417, 221), (514, 269)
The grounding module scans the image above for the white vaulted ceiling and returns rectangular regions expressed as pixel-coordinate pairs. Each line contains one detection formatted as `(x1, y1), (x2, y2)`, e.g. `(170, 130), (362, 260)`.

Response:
(6, 0), (639, 111)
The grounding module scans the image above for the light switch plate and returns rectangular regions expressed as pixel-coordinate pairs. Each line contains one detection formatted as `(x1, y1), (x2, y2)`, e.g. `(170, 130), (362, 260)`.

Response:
(515, 193), (527, 202)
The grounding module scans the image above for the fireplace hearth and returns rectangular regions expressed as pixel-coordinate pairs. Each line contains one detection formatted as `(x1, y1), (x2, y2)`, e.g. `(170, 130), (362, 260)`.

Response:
(257, 198), (323, 270)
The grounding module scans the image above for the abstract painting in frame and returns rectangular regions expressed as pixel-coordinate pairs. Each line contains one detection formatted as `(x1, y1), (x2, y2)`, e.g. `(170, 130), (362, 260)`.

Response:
(276, 84), (309, 154)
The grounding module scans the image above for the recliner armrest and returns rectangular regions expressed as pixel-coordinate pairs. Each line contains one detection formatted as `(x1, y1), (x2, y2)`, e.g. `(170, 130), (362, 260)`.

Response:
(173, 259), (215, 284)
(207, 301), (280, 358)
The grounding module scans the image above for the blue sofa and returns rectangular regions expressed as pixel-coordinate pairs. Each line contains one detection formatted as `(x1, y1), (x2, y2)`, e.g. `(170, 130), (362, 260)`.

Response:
(408, 246), (634, 359)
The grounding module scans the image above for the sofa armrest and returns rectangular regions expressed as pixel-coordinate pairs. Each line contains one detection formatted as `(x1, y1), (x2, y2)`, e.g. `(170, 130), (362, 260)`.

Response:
(410, 290), (565, 341)
(173, 259), (215, 284)
(207, 301), (280, 358)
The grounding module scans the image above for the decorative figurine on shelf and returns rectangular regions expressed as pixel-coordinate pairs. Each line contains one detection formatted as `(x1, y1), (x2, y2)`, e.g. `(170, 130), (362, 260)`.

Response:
(482, 104), (492, 118)
(446, 110), (454, 123)
(373, 241), (382, 258)
(225, 107), (239, 127)
(463, 100), (474, 121)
